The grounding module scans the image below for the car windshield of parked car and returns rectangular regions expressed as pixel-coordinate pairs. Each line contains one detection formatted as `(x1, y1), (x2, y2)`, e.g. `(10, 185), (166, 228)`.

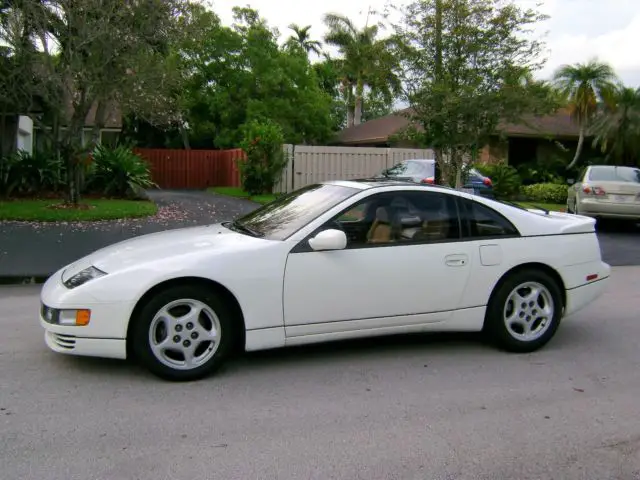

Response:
(230, 184), (359, 240)
(588, 166), (640, 183)
(385, 160), (434, 178)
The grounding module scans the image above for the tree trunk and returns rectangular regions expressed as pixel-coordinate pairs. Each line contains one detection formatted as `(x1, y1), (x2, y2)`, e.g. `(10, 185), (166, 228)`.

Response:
(455, 154), (463, 189)
(179, 122), (191, 149)
(344, 81), (355, 128)
(566, 126), (585, 170)
(90, 100), (107, 147)
(433, 0), (444, 185)
(354, 79), (364, 126)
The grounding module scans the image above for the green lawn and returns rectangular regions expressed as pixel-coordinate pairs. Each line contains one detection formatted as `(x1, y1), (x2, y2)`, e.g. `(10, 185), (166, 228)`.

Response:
(0, 199), (158, 222)
(515, 202), (566, 212)
(208, 186), (278, 205)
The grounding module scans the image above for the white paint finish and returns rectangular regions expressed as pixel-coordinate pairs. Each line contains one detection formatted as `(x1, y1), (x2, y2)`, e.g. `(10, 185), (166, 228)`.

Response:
(285, 306), (485, 347)
(38, 302), (136, 339)
(51, 224), (291, 333)
(44, 331), (126, 359)
(565, 276), (611, 317)
(245, 327), (285, 352)
(479, 244), (502, 266)
(283, 242), (473, 329)
(38, 180), (611, 362)
(286, 311), (450, 338)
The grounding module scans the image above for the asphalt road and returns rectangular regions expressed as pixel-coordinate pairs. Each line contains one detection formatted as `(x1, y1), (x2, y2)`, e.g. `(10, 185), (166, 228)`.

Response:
(1, 268), (640, 480)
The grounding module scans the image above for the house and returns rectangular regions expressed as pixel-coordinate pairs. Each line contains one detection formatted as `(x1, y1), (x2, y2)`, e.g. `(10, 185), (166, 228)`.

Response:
(333, 107), (589, 169)
(33, 100), (123, 152)
(2, 101), (123, 157)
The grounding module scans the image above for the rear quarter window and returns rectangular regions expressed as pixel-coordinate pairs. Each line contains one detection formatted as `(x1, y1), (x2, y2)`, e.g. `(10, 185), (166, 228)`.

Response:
(458, 198), (520, 239)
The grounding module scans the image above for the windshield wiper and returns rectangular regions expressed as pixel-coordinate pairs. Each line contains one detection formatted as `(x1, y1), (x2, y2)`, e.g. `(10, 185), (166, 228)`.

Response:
(228, 220), (264, 237)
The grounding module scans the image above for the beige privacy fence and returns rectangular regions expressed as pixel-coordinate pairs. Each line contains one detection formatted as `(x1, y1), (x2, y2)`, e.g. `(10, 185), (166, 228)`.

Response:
(274, 145), (435, 193)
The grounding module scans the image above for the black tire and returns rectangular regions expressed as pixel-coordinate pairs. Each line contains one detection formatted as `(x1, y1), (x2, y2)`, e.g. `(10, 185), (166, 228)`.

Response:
(566, 198), (574, 214)
(131, 284), (237, 381)
(484, 269), (563, 353)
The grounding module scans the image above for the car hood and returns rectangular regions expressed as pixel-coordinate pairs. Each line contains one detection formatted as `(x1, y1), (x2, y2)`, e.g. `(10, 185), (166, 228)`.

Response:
(61, 223), (263, 282)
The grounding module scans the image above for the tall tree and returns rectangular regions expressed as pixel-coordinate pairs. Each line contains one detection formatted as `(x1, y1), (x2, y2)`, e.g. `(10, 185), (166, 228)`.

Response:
(148, 5), (335, 149)
(393, 0), (555, 187)
(3, 0), (190, 203)
(553, 59), (618, 170)
(323, 12), (400, 127)
(286, 24), (322, 56)
(590, 84), (640, 166)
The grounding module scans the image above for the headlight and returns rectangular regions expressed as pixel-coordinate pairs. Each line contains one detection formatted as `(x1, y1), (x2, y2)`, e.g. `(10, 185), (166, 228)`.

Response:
(63, 266), (107, 289)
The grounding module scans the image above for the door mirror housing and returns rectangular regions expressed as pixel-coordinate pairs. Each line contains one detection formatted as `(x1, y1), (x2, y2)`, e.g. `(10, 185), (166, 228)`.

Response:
(308, 229), (347, 251)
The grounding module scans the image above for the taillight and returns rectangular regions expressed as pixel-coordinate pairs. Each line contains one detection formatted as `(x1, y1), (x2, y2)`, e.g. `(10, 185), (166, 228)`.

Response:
(421, 177), (435, 184)
(583, 185), (606, 196)
(483, 177), (492, 186)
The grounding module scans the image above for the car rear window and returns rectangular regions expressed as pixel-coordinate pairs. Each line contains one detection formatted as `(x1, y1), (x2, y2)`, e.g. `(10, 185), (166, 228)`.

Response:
(588, 166), (640, 183)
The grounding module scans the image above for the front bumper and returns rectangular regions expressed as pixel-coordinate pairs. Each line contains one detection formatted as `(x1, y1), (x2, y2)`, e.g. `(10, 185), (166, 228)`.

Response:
(39, 267), (134, 360)
(43, 329), (126, 359)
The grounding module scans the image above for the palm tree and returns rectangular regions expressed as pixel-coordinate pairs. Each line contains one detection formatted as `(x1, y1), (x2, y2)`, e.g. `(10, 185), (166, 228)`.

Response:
(287, 24), (322, 56)
(553, 59), (618, 169)
(323, 12), (399, 127)
(590, 85), (640, 166)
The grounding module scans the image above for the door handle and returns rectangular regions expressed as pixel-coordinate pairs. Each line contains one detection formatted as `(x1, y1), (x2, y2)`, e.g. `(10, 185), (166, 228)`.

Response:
(445, 254), (468, 267)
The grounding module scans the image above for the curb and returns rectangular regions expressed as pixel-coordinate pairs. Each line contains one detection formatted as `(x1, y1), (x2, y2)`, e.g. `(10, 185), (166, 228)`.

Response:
(0, 276), (49, 286)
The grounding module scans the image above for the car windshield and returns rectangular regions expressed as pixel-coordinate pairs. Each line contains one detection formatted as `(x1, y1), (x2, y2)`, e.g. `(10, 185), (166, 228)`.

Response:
(384, 160), (434, 177)
(588, 166), (640, 183)
(230, 184), (359, 240)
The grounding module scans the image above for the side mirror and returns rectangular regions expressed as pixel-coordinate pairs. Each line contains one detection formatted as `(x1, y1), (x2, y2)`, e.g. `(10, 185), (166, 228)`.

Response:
(567, 179), (575, 185)
(308, 229), (347, 251)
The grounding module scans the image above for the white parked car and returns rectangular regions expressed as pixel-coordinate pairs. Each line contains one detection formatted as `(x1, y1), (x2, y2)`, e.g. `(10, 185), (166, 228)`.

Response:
(39, 180), (611, 381)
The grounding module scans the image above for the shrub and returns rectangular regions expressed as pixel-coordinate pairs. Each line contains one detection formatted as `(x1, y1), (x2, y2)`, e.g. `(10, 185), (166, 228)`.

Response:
(473, 162), (521, 199)
(0, 150), (65, 197)
(239, 119), (287, 195)
(85, 145), (156, 198)
(521, 183), (568, 204)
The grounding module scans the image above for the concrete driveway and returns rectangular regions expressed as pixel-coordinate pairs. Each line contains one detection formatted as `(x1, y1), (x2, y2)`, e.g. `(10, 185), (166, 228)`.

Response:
(1, 267), (639, 479)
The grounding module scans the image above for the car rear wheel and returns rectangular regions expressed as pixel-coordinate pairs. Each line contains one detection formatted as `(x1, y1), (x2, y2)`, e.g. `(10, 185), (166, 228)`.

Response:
(484, 269), (563, 353)
(131, 285), (237, 381)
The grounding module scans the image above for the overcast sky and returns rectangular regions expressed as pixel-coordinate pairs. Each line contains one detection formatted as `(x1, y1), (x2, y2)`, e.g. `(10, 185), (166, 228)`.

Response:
(213, 0), (640, 87)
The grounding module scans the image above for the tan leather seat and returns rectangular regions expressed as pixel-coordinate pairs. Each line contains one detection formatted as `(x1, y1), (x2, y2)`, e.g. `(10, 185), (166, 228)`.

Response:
(367, 207), (393, 243)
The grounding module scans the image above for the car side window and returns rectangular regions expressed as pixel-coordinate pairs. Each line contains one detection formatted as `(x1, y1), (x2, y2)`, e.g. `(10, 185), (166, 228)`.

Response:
(459, 199), (519, 238)
(326, 191), (461, 248)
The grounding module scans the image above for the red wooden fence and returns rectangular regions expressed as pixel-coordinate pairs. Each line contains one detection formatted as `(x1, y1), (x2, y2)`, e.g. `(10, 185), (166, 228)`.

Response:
(134, 148), (246, 189)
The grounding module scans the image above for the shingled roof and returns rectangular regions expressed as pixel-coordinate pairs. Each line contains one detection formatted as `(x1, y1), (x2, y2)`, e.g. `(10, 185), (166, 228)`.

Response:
(335, 107), (580, 145)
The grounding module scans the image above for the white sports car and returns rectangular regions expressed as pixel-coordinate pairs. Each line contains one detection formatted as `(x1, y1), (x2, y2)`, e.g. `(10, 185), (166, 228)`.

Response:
(39, 180), (611, 381)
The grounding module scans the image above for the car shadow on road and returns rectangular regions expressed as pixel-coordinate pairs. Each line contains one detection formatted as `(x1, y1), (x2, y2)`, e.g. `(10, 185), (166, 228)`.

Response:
(47, 321), (595, 382)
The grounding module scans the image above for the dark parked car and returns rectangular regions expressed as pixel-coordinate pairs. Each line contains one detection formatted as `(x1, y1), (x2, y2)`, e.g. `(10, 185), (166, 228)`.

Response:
(378, 159), (436, 184)
(464, 167), (494, 198)
(377, 160), (494, 197)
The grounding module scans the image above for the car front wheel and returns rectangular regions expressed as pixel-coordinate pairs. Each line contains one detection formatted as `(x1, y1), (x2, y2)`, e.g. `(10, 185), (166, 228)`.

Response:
(484, 269), (563, 353)
(131, 285), (237, 381)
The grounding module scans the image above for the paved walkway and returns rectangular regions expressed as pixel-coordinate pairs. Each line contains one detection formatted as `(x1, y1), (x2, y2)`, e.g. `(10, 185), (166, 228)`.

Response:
(0, 190), (257, 279)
